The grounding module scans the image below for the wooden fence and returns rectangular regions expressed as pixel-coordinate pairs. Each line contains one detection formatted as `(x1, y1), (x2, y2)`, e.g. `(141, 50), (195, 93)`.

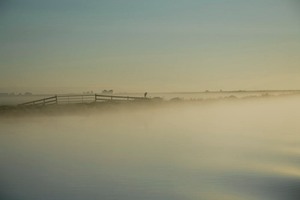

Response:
(18, 94), (150, 106)
(19, 96), (58, 106)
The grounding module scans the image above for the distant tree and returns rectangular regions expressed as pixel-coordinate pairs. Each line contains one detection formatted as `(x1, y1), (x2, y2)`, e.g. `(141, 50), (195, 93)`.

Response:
(170, 97), (182, 101)
(102, 90), (113, 94)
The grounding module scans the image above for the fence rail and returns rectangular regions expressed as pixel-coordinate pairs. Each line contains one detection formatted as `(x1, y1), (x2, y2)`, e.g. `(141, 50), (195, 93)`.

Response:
(58, 95), (95, 104)
(95, 94), (148, 101)
(19, 96), (58, 106)
(18, 94), (150, 107)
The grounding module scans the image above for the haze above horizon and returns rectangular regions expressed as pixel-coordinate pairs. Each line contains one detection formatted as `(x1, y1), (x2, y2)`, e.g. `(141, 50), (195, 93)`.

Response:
(1, 0), (300, 93)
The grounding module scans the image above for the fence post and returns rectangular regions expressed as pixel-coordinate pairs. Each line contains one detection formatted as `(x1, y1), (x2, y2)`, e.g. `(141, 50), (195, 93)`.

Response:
(55, 95), (58, 104)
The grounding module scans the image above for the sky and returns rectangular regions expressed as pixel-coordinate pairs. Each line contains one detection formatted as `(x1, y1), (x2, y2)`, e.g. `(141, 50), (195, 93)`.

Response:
(1, 0), (300, 93)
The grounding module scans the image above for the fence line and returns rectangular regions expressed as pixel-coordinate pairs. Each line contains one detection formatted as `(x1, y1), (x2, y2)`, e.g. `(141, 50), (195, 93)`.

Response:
(18, 94), (150, 106)
(95, 94), (148, 102)
(19, 96), (58, 106)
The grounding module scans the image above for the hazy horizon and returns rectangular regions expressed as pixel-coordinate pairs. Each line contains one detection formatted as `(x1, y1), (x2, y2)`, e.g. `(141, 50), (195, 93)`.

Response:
(2, 1), (300, 199)
(1, 89), (300, 96)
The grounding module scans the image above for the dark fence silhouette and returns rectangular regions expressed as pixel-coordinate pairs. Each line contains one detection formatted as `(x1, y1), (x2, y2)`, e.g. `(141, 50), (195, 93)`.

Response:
(18, 94), (150, 106)
(19, 96), (58, 106)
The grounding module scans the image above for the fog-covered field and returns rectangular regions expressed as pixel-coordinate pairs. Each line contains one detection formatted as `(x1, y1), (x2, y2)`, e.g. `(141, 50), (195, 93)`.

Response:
(1, 91), (299, 105)
(1, 96), (300, 200)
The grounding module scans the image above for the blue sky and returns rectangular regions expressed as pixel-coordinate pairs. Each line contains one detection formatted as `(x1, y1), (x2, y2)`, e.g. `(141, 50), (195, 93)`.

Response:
(1, 0), (300, 93)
